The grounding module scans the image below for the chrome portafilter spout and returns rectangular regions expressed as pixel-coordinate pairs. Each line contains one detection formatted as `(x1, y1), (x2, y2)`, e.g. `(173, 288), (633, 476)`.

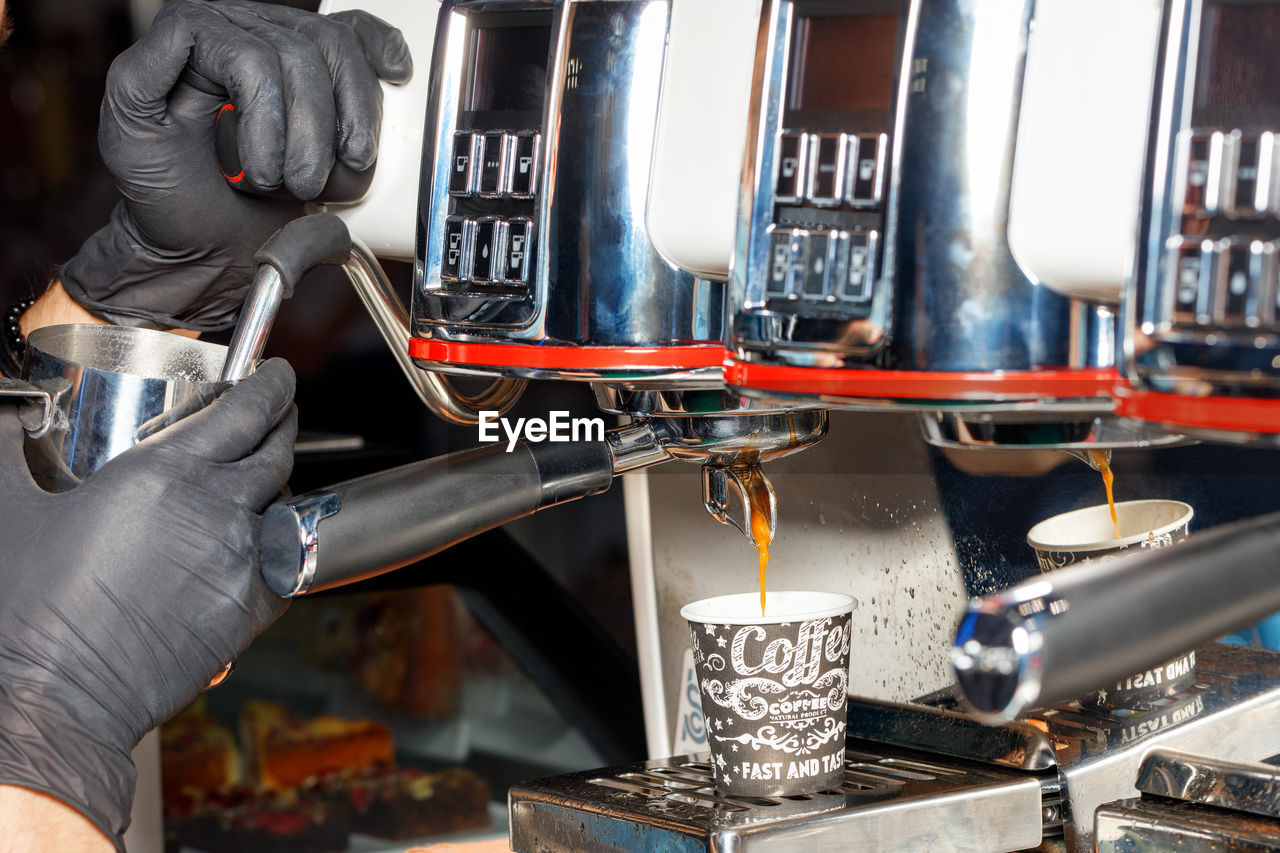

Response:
(591, 383), (828, 547)
(1065, 448), (1110, 471)
(665, 411), (826, 547)
(704, 466), (776, 547)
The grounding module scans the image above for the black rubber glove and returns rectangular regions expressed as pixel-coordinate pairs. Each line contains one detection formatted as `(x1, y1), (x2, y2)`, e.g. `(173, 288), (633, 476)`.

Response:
(0, 358), (297, 850)
(59, 0), (412, 332)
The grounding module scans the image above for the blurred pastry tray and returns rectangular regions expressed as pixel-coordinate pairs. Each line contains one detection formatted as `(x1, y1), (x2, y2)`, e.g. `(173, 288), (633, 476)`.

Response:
(224, 633), (602, 773)
(345, 802), (507, 852)
(176, 803), (507, 853)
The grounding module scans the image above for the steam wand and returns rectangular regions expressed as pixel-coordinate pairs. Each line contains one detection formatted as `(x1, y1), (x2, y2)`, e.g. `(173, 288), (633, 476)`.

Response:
(951, 509), (1280, 723)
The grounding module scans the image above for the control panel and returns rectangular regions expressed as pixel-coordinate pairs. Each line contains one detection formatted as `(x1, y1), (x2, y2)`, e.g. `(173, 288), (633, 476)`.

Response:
(416, 4), (552, 329)
(731, 0), (907, 363)
(1162, 129), (1280, 333)
(444, 130), (539, 285)
(759, 8), (899, 317)
(766, 132), (886, 305)
(412, 0), (720, 378)
(1134, 0), (1280, 384)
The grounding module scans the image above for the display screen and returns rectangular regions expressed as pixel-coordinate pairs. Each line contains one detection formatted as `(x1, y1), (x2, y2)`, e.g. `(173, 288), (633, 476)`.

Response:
(790, 14), (899, 112)
(466, 24), (552, 112)
(1193, 2), (1280, 123)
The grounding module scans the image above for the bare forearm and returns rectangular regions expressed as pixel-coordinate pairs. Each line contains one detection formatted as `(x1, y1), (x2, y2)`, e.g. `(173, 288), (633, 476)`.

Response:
(18, 280), (108, 338)
(0, 785), (113, 852)
(18, 281), (199, 339)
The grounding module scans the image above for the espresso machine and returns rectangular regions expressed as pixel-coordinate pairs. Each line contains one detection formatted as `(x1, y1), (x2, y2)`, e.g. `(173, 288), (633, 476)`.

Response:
(496, 2), (1280, 852)
(211, 0), (1280, 849)
(1119, 0), (1280, 444)
(255, 0), (826, 605)
(719, 0), (1181, 465)
(396, 0), (826, 546)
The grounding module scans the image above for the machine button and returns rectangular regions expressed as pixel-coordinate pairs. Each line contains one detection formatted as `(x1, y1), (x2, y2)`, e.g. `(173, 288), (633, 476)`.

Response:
(806, 134), (847, 207)
(766, 228), (793, 296)
(471, 218), (500, 282)
(775, 133), (808, 204)
(509, 132), (540, 198)
(1215, 237), (1272, 328)
(787, 231), (810, 300)
(1179, 130), (1222, 217)
(1168, 236), (1214, 326)
(846, 133), (887, 208)
(841, 230), (878, 302)
(442, 216), (473, 281)
(1225, 130), (1276, 219)
(478, 132), (511, 197)
(503, 219), (534, 284)
(802, 230), (838, 298)
(449, 132), (479, 197)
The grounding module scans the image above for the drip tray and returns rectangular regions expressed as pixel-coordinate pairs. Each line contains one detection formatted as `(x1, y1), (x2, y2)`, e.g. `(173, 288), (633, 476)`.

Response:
(509, 739), (1045, 852)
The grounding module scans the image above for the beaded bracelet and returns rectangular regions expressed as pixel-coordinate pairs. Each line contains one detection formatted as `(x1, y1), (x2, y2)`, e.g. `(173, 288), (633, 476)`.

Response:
(1, 297), (36, 378)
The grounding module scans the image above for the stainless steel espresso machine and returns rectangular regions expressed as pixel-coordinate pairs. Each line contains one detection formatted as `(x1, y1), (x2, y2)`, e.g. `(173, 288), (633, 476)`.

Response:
(495, 2), (1280, 852)
(404, 0), (826, 547)
(258, 0), (825, 604)
(719, 0), (1169, 466)
(228, 0), (1280, 850)
(1119, 0), (1280, 444)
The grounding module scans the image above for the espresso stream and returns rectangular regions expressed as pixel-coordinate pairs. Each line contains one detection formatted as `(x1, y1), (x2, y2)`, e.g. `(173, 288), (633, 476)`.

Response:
(743, 470), (774, 616)
(1089, 450), (1120, 540)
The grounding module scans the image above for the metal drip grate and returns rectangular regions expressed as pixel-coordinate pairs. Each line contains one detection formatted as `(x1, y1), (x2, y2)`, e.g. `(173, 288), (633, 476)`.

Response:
(510, 739), (1046, 852)
(581, 751), (969, 811)
(510, 646), (1280, 853)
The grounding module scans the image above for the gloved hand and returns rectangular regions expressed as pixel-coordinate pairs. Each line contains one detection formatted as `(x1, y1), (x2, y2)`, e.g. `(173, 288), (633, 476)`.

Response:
(59, 0), (412, 331)
(0, 358), (297, 850)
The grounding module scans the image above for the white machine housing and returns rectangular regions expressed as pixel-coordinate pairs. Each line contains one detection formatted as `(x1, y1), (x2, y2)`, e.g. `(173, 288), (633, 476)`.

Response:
(1007, 0), (1164, 304)
(645, 0), (1165, 306)
(317, 0), (442, 260)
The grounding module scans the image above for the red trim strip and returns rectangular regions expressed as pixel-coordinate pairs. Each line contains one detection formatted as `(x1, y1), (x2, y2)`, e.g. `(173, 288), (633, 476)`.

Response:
(217, 103), (236, 117)
(409, 338), (727, 371)
(1115, 385), (1280, 434)
(725, 360), (1119, 401)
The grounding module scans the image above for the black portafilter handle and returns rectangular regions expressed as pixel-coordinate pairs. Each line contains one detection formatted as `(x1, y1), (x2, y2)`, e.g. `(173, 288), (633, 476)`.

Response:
(951, 510), (1280, 723)
(260, 438), (616, 597)
(181, 67), (374, 203)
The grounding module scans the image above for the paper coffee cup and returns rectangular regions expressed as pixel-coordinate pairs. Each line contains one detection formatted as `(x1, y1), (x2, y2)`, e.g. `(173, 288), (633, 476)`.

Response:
(1028, 499), (1195, 708)
(681, 591), (853, 797)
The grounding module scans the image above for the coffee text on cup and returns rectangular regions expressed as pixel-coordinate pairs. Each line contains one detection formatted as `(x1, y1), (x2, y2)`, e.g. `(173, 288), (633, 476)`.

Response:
(731, 618), (850, 688)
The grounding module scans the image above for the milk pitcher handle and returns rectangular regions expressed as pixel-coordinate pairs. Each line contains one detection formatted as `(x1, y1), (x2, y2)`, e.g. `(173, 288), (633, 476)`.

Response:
(0, 376), (56, 439)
